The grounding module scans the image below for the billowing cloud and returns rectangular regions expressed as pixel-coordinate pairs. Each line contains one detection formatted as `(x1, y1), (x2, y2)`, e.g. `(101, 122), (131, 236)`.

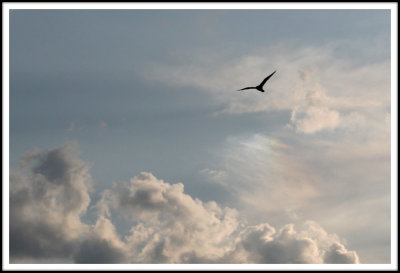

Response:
(9, 143), (360, 264)
(98, 172), (240, 263)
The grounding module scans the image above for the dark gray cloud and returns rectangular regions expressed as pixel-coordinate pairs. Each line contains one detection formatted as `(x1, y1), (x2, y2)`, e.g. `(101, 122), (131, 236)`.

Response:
(9, 142), (90, 262)
(73, 236), (127, 264)
(32, 142), (91, 214)
(9, 143), (360, 264)
(9, 215), (77, 260)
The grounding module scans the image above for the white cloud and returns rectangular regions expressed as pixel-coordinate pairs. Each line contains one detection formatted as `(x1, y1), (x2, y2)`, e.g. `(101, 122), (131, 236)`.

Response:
(142, 43), (390, 135)
(288, 73), (340, 133)
(98, 172), (240, 263)
(9, 143), (360, 264)
(97, 171), (359, 264)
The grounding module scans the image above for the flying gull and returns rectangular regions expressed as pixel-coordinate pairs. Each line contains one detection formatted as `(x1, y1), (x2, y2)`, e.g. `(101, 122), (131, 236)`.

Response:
(237, 70), (276, 92)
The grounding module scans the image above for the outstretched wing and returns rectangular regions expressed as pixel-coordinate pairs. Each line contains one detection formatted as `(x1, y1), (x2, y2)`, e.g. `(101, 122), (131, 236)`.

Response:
(237, 86), (256, 91)
(257, 70), (276, 88)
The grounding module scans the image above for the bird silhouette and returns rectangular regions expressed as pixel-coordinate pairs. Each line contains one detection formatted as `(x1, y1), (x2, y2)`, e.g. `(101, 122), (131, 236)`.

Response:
(237, 70), (276, 92)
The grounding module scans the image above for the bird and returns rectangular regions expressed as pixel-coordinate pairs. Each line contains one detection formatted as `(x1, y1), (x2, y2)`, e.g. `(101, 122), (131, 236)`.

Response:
(237, 70), (276, 92)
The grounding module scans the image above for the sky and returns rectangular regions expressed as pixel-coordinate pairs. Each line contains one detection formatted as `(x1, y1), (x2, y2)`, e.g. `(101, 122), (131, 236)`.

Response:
(5, 4), (396, 268)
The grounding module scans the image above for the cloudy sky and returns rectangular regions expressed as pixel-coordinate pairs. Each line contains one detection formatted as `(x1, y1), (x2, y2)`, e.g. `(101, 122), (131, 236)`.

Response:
(6, 4), (395, 268)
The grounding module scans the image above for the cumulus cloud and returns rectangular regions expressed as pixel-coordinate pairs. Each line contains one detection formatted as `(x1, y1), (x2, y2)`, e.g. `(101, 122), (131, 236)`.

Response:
(9, 143), (360, 264)
(229, 222), (359, 264)
(96, 171), (359, 264)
